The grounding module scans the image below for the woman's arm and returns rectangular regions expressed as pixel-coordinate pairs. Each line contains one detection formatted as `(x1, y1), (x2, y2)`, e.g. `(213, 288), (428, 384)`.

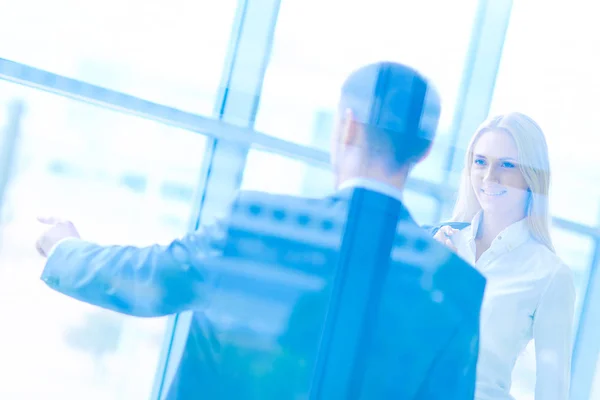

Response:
(533, 265), (576, 399)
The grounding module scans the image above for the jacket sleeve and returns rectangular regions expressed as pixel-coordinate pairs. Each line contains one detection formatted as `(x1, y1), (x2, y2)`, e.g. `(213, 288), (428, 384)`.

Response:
(41, 216), (229, 318)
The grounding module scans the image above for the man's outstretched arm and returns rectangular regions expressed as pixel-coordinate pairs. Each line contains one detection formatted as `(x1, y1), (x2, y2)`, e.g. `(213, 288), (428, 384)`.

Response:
(36, 217), (227, 318)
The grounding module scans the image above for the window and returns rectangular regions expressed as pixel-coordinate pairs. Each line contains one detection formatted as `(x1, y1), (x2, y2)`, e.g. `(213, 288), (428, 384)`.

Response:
(241, 148), (333, 198)
(552, 228), (596, 322)
(488, 3), (600, 396)
(403, 190), (439, 227)
(489, 0), (600, 227)
(509, 227), (596, 399)
(0, 80), (207, 399)
(254, 0), (480, 183)
(0, 0), (238, 115)
(241, 148), (439, 226)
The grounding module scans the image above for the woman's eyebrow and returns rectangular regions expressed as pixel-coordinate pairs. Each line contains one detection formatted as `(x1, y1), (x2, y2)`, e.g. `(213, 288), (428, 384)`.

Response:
(498, 157), (518, 162)
(474, 154), (520, 163)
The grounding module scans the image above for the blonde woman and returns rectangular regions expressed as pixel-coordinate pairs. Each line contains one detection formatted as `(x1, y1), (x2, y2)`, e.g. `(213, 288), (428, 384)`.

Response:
(434, 113), (575, 400)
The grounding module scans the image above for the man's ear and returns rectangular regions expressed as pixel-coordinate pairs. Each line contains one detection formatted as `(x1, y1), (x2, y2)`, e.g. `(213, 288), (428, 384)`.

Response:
(415, 142), (433, 164)
(340, 108), (360, 146)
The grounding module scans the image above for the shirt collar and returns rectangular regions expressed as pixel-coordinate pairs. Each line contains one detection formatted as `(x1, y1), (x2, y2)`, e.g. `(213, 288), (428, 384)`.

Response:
(469, 210), (531, 250)
(338, 177), (404, 202)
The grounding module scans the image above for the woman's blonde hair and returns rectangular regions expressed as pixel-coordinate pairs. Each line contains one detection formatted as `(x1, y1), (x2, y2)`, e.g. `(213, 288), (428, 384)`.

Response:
(450, 112), (555, 252)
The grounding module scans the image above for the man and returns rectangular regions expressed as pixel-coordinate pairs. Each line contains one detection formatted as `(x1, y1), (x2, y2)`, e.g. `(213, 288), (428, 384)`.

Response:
(36, 61), (485, 399)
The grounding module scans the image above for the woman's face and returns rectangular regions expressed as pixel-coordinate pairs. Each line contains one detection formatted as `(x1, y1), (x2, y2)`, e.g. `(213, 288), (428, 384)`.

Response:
(470, 129), (529, 218)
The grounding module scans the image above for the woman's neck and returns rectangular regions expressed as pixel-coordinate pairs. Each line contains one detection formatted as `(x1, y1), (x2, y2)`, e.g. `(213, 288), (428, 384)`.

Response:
(477, 211), (526, 249)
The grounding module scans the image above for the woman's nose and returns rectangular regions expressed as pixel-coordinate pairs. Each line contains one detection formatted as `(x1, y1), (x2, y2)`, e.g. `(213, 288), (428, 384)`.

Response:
(483, 166), (500, 183)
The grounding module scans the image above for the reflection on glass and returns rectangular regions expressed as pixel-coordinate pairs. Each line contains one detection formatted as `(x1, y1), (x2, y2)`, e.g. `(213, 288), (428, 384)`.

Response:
(552, 227), (595, 324)
(403, 190), (438, 227)
(0, 0), (238, 115)
(510, 228), (594, 400)
(487, 1), (600, 397)
(489, 0), (600, 226)
(0, 80), (207, 399)
(241, 149), (440, 227)
(590, 335), (600, 400)
(241, 148), (334, 199)
(255, 0), (479, 182)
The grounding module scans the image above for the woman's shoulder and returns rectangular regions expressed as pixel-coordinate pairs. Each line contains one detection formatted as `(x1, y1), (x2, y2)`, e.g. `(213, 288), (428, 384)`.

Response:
(527, 240), (568, 266)
(525, 241), (575, 291)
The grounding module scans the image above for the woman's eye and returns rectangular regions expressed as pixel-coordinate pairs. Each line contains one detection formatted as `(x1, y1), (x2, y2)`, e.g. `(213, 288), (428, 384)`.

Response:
(474, 158), (486, 166)
(501, 161), (516, 168)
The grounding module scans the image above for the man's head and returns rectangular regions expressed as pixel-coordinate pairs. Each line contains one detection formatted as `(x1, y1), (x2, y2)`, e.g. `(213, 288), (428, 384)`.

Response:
(330, 61), (441, 188)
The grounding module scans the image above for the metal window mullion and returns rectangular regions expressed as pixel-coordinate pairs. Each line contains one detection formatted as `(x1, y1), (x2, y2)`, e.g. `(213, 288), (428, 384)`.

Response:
(436, 0), (513, 220)
(2, 56), (464, 219)
(150, 0), (282, 398)
(0, 100), (25, 230)
(148, 139), (216, 400)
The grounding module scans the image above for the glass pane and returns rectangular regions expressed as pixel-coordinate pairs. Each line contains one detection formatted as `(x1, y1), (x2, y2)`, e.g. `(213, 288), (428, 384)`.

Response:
(590, 338), (600, 400)
(509, 227), (594, 399)
(255, 0), (480, 183)
(241, 149), (438, 227)
(552, 228), (595, 322)
(241, 148), (334, 198)
(0, 81), (207, 399)
(0, 0), (238, 115)
(489, 0), (600, 226)
(403, 190), (439, 227)
(481, 1), (600, 397)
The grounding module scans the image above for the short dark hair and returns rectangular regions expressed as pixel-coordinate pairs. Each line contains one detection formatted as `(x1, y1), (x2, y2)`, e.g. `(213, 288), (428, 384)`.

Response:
(339, 61), (441, 170)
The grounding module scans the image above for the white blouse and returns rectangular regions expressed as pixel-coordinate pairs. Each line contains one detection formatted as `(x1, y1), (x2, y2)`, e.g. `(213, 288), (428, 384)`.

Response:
(451, 213), (576, 400)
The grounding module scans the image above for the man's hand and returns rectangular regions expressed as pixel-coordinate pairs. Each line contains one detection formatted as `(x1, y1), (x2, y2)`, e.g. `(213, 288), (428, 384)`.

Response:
(36, 216), (81, 258)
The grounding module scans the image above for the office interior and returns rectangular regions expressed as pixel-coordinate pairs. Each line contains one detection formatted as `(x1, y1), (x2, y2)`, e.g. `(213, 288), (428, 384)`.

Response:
(0, 0), (598, 399)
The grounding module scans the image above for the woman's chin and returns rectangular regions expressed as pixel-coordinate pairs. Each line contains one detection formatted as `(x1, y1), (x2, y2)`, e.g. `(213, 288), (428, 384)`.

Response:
(477, 196), (509, 214)
(478, 200), (526, 220)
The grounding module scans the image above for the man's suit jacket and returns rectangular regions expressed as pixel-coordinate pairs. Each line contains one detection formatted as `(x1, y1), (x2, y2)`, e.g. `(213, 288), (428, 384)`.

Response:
(41, 187), (486, 399)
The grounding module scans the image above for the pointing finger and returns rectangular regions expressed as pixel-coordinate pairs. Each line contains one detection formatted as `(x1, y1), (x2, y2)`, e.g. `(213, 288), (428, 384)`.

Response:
(37, 216), (63, 225)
